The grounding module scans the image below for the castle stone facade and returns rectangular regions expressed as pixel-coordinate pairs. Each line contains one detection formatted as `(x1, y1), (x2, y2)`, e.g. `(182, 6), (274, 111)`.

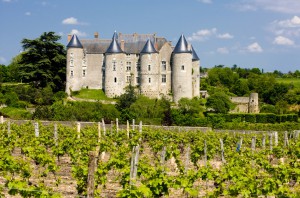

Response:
(65, 32), (200, 102)
(230, 93), (260, 113)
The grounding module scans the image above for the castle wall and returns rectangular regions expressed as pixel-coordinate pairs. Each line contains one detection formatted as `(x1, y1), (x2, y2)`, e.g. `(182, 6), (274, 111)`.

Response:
(104, 53), (126, 97)
(82, 54), (103, 89)
(140, 53), (160, 98)
(123, 54), (140, 87)
(249, 93), (259, 113)
(66, 48), (84, 94)
(192, 60), (200, 98)
(158, 43), (172, 99)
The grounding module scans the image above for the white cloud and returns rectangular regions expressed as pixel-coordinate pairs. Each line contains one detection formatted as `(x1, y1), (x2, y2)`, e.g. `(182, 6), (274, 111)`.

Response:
(217, 33), (234, 39)
(187, 28), (217, 41)
(25, 12), (31, 16)
(235, 0), (300, 14)
(269, 16), (300, 37)
(0, 56), (7, 64)
(62, 17), (79, 25)
(217, 47), (229, 54)
(273, 36), (294, 46)
(247, 42), (263, 53)
(198, 0), (212, 4)
(70, 29), (87, 37)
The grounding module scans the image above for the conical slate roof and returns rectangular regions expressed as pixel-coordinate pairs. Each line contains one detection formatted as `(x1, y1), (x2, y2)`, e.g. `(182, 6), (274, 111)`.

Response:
(173, 34), (189, 53)
(67, 35), (83, 48)
(191, 46), (200, 61)
(140, 39), (158, 53)
(106, 31), (123, 53)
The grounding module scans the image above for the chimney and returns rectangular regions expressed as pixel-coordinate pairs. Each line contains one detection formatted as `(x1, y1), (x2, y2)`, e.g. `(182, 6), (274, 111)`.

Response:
(121, 40), (125, 51)
(67, 34), (72, 42)
(94, 32), (99, 39)
(154, 38), (158, 51)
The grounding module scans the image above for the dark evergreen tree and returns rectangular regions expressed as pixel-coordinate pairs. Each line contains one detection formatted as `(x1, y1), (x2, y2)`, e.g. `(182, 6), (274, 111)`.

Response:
(18, 32), (66, 91)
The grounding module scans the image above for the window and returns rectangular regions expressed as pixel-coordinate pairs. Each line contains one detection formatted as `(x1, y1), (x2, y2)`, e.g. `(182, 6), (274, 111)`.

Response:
(136, 62), (141, 71)
(161, 61), (166, 71)
(126, 54), (131, 57)
(70, 52), (74, 58)
(136, 77), (140, 84)
(136, 54), (139, 58)
(126, 75), (131, 83)
(70, 59), (74, 67)
(114, 77), (117, 83)
(82, 58), (87, 66)
(126, 62), (131, 71)
(162, 74), (166, 83)
(83, 70), (86, 77)
(148, 78), (151, 83)
(181, 65), (185, 70)
(148, 64), (151, 71)
(113, 61), (116, 71)
(70, 70), (73, 77)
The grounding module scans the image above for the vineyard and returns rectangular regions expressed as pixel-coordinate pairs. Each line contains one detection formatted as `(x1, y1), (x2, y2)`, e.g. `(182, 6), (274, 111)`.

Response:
(1, 120), (300, 197)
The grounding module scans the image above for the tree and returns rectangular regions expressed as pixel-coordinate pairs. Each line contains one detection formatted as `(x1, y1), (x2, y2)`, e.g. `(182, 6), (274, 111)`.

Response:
(0, 64), (9, 83)
(206, 92), (234, 113)
(18, 32), (66, 91)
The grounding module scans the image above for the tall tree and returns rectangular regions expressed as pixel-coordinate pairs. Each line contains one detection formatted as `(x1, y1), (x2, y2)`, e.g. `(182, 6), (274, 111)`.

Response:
(18, 32), (66, 91)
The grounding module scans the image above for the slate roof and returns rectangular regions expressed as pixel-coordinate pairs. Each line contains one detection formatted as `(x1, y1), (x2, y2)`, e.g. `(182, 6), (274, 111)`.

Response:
(79, 32), (168, 54)
(67, 35), (83, 48)
(173, 34), (190, 54)
(105, 32), (123, 53)
(191, 46), (200, 61)
(140, 39), (158, 53)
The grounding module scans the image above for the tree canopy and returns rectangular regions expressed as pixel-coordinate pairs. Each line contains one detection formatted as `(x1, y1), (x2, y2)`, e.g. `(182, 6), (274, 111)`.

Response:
(18, 32), (66, 91)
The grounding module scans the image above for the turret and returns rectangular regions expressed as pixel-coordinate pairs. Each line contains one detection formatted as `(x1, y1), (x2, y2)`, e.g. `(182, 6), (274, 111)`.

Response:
(104, 31), (126, 97)
(249, 93), (259, 113)
(66, 34), (84, 95)
(191, 46), (200, 98)
(172, 34), (193, 103)
(140, 39), (160, 98)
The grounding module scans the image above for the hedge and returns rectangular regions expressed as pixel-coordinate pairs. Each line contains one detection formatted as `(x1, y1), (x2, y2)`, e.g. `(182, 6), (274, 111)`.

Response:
(207, 113), (298, 124)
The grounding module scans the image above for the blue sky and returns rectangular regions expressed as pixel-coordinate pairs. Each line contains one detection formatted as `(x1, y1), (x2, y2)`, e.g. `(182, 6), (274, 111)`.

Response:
(1, 0), (300, 73)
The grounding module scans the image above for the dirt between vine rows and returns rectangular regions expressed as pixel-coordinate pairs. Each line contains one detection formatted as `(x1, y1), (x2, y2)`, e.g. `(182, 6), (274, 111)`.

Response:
(1, 145), (280, 198)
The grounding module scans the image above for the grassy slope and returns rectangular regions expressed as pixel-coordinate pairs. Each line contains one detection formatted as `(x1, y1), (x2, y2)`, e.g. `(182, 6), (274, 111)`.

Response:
(276, 78), (300, 89)
(72, 89), (114, 101)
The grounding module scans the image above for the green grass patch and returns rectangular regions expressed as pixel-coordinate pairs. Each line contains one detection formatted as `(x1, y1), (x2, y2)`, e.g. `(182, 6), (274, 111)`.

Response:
(276, 78), (300, 89)
(72, 89), (114, 101)
(0, 107), (32, 120)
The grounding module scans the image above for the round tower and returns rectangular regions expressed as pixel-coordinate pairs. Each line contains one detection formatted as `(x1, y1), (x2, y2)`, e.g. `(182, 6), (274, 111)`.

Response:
(104, 32), (126, 98)
(140, 39), (160, 98)
(191, 46), (200, 98)
(249, 93), (259, 113)
(66, 34), (84, 95)
(172, 34), (193, 103)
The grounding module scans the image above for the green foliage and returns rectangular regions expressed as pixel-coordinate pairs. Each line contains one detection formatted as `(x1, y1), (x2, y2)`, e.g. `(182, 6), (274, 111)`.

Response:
(0, 107), (32, 119)
(18, 32), (66, 91)
(206, 92), (235, 113)
(116, 84), (137, 110)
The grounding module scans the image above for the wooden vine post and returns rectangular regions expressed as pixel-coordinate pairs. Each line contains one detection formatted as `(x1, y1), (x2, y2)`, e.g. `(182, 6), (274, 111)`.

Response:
(269, 132), (273, 151)
(126, 120), (130, 139)
(54, 123), (58, 146)
(0, 115), (3, 124)
(262, 134), (266, 149)
(284, 131), (289, 147)
(77, 122), (81, 139)
(7, 121), (11, 137)
(220, 139), (225, 163)
(185, 145), (190, 173)
(34, 122), (39, 137)
(274, 131), (278, 146)
(116, 118), (119, 133)
(132, 119), (135, 131)
(97, 122), (101, 143)
(87, 151), (97, 198)
(102, 118), (106, 136)
(251, 136), (256, 153)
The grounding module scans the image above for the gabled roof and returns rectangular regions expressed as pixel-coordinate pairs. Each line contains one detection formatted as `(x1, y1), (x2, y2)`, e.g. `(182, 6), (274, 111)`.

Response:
(191, 46), (200, 61)
(67, 35), (83, 48)
(140, 39), (158, 53)
(173, 34), (190, 53)
(79, 32), (169, 54)
(105, 32), (123, 54)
